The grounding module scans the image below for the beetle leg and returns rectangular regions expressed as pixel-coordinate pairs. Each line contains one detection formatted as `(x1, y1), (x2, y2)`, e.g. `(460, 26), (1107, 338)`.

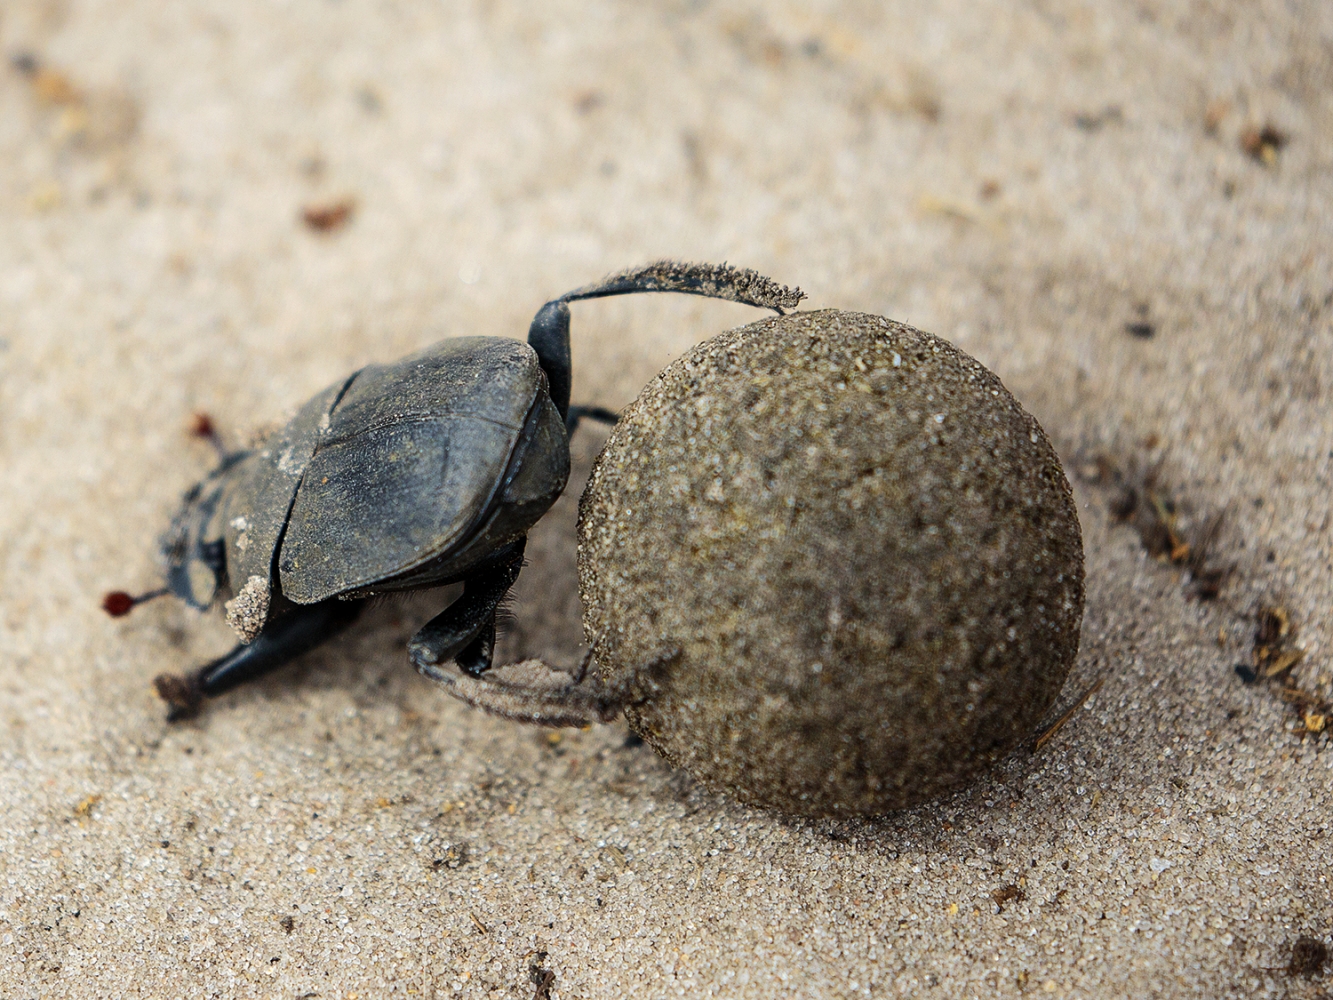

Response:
(153, 599), (365, 721)
(408, 542), (525, 681)
(454, 617), (496, 677)
(527, 300), (573, 419)
(564, 404), (618, 435)
(429, 657), (624, 727)
(425, 646), (681, 728)
(531, 262), (802, 426)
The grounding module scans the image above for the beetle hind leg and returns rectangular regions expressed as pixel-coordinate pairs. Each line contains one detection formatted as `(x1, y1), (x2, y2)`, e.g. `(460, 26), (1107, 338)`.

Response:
(432, 654), (624, 727)
(407, 538), (653, 726)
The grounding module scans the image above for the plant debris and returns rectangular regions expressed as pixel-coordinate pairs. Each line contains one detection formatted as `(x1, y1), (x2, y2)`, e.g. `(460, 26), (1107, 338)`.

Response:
(1240, 124), (1287, 166)
(12, 51), (80, 105)
(1076, 448), (1330, 739)
(1033, 675), (1105, 751)
(1203, 99), (1229, 135)
(1236, 607), (1330, 736)
(1073, 105), (1123, 131)
(528, 952), (556, 1000)
(430, 843), (471, 870)
(11, 51), (139, 152)
(301, 197), (356, 232)
(1079, 452), (1230, 599)
(1243, 607), (1305, 681)
(992, 885), (1025, 911)
(1125, 320), (1155, 339)
(1125, 302), (1156, 339)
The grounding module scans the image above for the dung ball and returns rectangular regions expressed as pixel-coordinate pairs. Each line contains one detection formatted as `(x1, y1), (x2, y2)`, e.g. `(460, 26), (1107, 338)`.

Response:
(577, 309), (1084, 815)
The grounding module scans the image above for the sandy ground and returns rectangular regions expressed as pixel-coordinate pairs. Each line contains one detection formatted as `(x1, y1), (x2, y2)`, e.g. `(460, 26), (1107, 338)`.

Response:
(1, 1), (1330, 997)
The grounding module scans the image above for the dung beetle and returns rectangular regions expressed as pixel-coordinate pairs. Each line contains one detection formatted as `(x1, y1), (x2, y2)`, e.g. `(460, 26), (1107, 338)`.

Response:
(109, 262), (803, 719)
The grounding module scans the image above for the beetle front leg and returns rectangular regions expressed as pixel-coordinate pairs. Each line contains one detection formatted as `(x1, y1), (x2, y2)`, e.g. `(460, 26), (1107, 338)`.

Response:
(408, 541), (525, 680)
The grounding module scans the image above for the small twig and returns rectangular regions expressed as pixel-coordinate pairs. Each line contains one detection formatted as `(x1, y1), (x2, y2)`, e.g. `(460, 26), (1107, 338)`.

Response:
(528, 954), (556, 1000)
(573, 644), (596, 684)
(1034, 675), (1105, 751)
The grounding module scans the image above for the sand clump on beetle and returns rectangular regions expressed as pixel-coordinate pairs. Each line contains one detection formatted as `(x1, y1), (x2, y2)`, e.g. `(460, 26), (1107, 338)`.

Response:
(577, 310), (1085, 815)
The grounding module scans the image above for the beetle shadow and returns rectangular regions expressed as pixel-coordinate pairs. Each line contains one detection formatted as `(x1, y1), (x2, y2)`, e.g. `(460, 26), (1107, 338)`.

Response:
(221, 451), (1263, 874)
(722, 486), (1268, 874)
(598, 484), (1267, 882)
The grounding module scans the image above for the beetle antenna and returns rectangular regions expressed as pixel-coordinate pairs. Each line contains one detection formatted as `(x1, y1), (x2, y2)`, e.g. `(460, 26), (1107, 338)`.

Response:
(102, 588), (169, 618)
(558, 261), (805, 315)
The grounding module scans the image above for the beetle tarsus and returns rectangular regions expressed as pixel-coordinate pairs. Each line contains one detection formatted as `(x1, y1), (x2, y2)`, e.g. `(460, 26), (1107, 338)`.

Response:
(153, 671), (204, 722)
(456, 618), (497, 677)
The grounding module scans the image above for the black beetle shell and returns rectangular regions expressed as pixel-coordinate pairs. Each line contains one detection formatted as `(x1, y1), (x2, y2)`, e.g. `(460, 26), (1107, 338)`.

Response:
(223, 378), (350, 605)
(167, 337), (569, 636)
(277, 338), (563, 604)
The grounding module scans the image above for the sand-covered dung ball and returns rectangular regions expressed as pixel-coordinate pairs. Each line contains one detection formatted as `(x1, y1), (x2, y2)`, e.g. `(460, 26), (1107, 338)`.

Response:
(577, 310), (1084, 815)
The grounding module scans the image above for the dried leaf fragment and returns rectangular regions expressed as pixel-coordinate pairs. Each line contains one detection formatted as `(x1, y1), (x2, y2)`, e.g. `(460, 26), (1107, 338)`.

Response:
(302, 197), (356, 232)
(1240, 124), (1287, 165)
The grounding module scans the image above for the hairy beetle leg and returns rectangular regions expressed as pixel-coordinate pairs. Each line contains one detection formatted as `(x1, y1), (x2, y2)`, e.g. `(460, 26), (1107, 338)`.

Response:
(153, 598), (365, 721)
(423, 646), (680, 728)
(408, 540), (526, 680)
(433, 657), (624, 727)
